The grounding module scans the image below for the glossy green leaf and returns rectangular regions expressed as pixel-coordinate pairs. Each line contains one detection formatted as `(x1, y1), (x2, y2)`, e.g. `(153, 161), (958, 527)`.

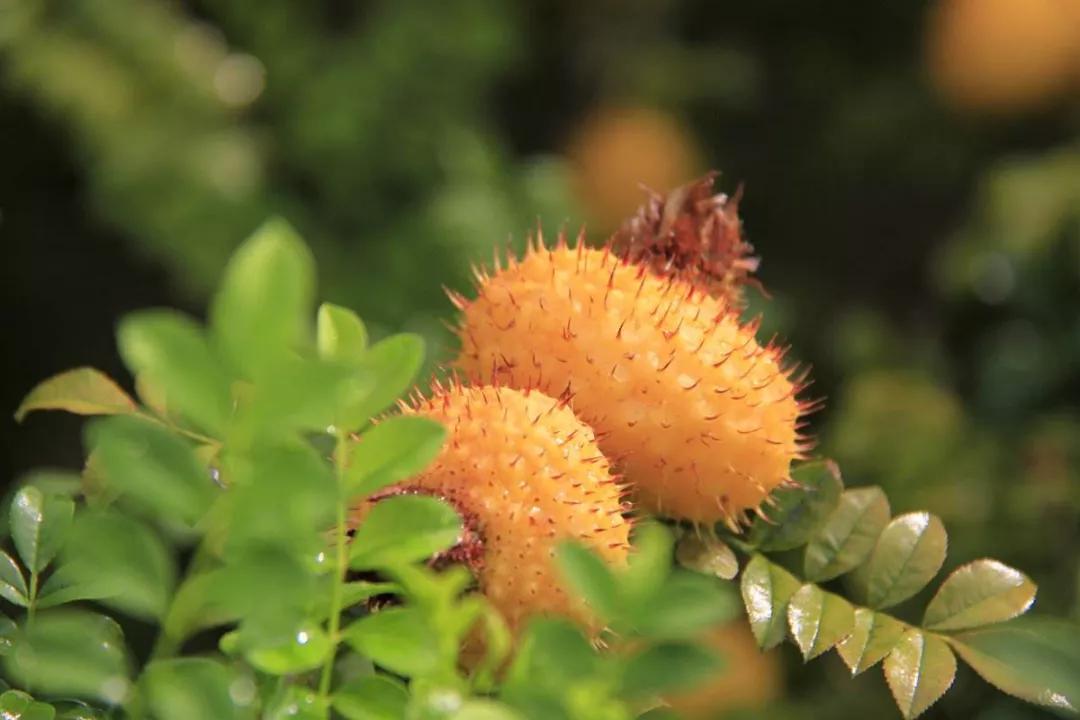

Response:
(344, 334), (426, 425)
(506, 618), (600, 692)
(245, 623), (330, 675)
(555, 541), (621, 621)
(62, 510), (175, 620)
(862, 512), (947, 609)
(350, 494), (461, 570)
(949, 618), (1080, 712)
(142, 658), (252, 720)
(87, 416), (216, 526)
(627, 570), (740, 640)
(618, 641), (721, 699)
(210, 218), (315, 377)
(787, 583), (855, 660)
(333, 675), (408, 720)
(317, 303), (368, 363)
(4, 611), (130, 703)
(804, 486), (889, 582)
(343, 607), (441, 677)
(676, 533), (738, 580)
(0, 551), (28, 607)
(0, 690), (55, 720)
(837, 607), (907, 675)
(11, 486), (74, 573)
(748, 460), (843, 552)
(346, 417), (447, 498)
(923, 559), (1036, 631)
(884, 630), (956, 719)
(740, 554), (802, 649)
(117, 310), (232, 434)
(14, 367), (136, 422)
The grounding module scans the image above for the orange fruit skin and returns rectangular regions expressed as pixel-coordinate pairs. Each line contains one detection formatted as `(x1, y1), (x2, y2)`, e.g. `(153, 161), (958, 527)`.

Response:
(453, 241), (808, 527)
(386, 383), (630, 633)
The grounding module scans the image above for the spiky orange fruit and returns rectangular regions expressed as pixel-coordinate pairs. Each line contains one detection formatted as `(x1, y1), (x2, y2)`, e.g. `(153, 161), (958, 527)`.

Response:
(452, 235), (811, 527)
(359, 382), (631, 633)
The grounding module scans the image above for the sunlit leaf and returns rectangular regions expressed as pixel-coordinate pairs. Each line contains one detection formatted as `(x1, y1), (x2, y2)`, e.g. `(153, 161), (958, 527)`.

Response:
(342, 334), (425, 426)
(740, 554), (801, 650)
(317, 303), (368, 363)
(949, 618), (1080, 712)
(676, 533), (738, 581)
(333, 675), (408, 720)
(883, 630), (956, 719)
(787, 583), (855, 660)
(343, 607), (441, 677)
(0, 552), (28, 607)
(345, 417), (447, 499)
(923, 559), (1036, 631)
(804, 486), (889, 582)
(555, 542), (621, 621)
(837, 607), (907, 675)
(210, 218), (315, 378)
(245, 623), (330, 675)
(748, 460), (843, 552)
(242, 356), (371, 434)
(117, 310), (232, 434)
(14, 367), (136, 422)
(142, 658), (252, 720)
(349, 494), (461, 570)
(10, 486), (74, 573)
(263, 685), (326, 720)
(861, 512), (947, 609)
(618, 641), (721, 699)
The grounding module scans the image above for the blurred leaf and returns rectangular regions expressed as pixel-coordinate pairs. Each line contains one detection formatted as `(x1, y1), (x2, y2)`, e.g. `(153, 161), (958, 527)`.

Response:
(117, 310), (232, 435)
(343, 607), (440, 677)
(506, 618), (600, 691)
(0, 552), (28, 607)
(210, 218), (315, 378)
(53, 701), (105, 720)
(861, 512), (947, 610)
(883, 630), (956, 719)
(62, 510), (175, 620)
(949, 618), (1080, 712)
(622, 522), (675, 601)
(160, 570), (238, 645)
(343, 334), (426, 426)
(245, 623), (330, 675)
(263, 685), (326, 720)
(4, 611), (129, 703)
(618, 641), (721, 699)
(788, 583), (856, 660)
(455, 700), (525, 719)
(627, 570), (739, 640)
(740, 554), (801, 649)
(214, 548), (314, 649)
(333, 675), (408, 720)
(676, 533), (738, 580)
(346, 417), (447, 499)
(804, 486), (889, 582)
(556, 542), (621, 621)
(87, 416), (216, 527)
(748, 460), (843, 552)
(14, 367), (135, 422)
(922, 559), (1036, 631)
(142, 658), (252, 720)
(349, 494), (461, 570)
(0, 690), (55, 720)
(837, 607), (907, 675)
(244, 356), (370, 434)
(317, 303), (368, 363)
(15, 471), (82, 498)
(0, 616), (16, 655)
(312, 580), (400, 620)
(11, 486), (74, 573)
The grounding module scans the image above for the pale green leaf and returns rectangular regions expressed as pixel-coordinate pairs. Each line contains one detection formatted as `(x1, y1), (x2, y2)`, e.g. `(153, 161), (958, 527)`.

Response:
(923, 559), (1036, 631)
(142, 658), (251, 720)
(883, 630), (956, 719)
(555, 542), (621, 621)
(317, 303), (368, 363)
(804, 486), (889, 582)
(345, 334), (426, 425)
(345, 417), (446, 498)
(333, 675), (407, 720)
(349, 495), (461, 570)
(748, 460), (843, 552)
(245, 624), (330, 675)
(11, 486), (74, 573)
(740, 554), (801, 649)
(787, 583), (855, 660)
(862, 512), (947, 609)
(343, 607), (440, 677)
(15, 367), (136, 422)
(837, 607), (907, 675)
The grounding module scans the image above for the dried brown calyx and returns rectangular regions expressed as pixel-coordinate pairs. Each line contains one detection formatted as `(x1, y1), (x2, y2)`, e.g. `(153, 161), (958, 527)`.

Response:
(609, 172), (760, 308)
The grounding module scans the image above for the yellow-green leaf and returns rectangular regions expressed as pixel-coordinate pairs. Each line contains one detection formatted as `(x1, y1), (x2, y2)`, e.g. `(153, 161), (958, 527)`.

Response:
(862, 512), (947, 609)
(317, 303), (368, 363)
(15, 367), (136, 422)
(748, 460), (843, 552)
(804, 486), (889, 582)
(884, 630), (956, 719)
(740, 554), (801, 649)
(837, 607), (907, 675)
(676, 533), (738, 580)
(923, 559), (1036, 631)
(787, 584), (855, 660)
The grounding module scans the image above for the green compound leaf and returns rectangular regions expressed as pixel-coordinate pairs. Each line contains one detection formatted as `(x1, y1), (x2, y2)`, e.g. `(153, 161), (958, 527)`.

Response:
(349, 494), (461, 570)
(141, 658), (252, 720)
(804, 486), (890, 582)
(346, 417), (447, 499)
(748, 460), (843, 552)
(117, 310), (232, 435)
(948, 618), (1080, 712)
(837, 607), (907, 675)
(14, 367), (136, 422)
(676, 533), (738, 581)
(884, 630), (956, 719)
(210, 217), (315, 378)
(11, 486), (74, 573)
(740, 554), (801, 650)
(343, 607), (440, 677)
(861, 512), (947, 610)
(333, 675), (407, 720)
(618, 641), (721, 699)
(922, 559), (1036, 631)
(556, 542), (621, 622)
(317, 303), (368, 363)
(0, 551), (28, 607)
(787, 583), (855, 660)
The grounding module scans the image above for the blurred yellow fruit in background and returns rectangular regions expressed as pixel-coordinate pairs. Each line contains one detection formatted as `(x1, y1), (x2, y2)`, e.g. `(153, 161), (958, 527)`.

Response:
(926, 0), (1080, 112)
(567, 106), (701, 230)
